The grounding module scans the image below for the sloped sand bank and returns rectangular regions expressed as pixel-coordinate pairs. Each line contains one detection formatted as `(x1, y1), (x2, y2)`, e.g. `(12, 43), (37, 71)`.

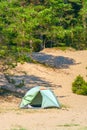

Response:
(0, 49), (87, 130)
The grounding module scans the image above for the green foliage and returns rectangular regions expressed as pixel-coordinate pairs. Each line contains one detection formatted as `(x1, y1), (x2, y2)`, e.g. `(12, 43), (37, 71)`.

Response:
(54, 46), (73, 51)
(0, 0), (87, 68)
(72, 75), (87, 95)
(0, 45), (31, 70)
(32, 39), (42, 52)
(11, 126), (27, 130)
(57, 123), (79, 127)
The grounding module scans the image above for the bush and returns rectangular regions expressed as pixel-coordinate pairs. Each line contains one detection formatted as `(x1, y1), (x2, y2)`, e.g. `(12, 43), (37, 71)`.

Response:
(72, 75), (87, 95)
(32, 39), (42, 52)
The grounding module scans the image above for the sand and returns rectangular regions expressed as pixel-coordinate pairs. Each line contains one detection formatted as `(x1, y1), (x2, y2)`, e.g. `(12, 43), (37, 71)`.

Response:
(0, 49), (87, 130)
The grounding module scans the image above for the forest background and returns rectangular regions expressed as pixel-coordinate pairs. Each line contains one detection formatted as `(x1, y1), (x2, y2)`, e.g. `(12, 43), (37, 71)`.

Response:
(0, 0), (87, 67)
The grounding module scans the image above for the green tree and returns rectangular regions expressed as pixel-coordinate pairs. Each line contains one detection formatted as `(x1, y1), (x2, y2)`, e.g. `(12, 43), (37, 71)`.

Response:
(0, 0), (87, 70)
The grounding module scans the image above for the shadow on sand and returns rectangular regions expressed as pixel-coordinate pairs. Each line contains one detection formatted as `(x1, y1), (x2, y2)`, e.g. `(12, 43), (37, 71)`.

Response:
(32, 52), (80, 69)
(10, 74), (61, 89)
(0, 74), (61, 97)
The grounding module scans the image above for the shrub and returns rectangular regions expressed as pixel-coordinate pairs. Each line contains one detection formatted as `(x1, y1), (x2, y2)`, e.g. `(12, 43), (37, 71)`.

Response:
(32, 39), (42, 52)
(72, 75), (87, 95)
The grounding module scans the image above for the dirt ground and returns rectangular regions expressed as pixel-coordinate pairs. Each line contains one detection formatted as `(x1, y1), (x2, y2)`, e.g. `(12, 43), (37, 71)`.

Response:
(0, 49), (87, 130)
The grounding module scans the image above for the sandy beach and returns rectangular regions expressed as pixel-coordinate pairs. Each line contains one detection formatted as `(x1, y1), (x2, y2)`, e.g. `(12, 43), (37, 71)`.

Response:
(0, 49), (87, 130)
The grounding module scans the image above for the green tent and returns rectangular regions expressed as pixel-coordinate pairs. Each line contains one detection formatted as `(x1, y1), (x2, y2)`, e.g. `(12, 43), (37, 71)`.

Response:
(20, 86), (60, 109)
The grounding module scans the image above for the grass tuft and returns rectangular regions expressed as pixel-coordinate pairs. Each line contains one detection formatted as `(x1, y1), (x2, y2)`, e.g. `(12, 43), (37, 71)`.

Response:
(57, 123), (79, 127)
